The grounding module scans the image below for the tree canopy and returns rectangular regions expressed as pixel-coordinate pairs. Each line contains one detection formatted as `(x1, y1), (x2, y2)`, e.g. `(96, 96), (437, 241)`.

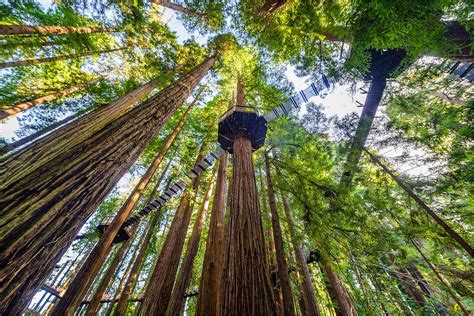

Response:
(0, 0), (472, 315)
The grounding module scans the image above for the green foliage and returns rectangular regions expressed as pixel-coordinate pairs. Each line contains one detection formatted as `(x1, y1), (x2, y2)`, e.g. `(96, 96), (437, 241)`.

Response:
(2, 0), (472, 314)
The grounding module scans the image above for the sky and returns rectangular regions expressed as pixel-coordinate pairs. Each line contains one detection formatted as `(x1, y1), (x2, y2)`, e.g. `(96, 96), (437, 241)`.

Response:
(1, 0), (431, 183)
(10, 1), (443, 310)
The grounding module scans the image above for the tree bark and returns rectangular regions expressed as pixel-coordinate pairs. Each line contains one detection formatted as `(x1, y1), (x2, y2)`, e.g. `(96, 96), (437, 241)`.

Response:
(138, 141), (208, 315)
(407, 262), (433, 297)
(103, 228), (143, 316)
(265, 154), (296, 316)
(0, 56), (215, 315)
(393, 267), (427, 308)
(221, 135), (276, 315)
(259, 166), (283, 314)
(0, 112), (78, 155)
(154, 0), (206, 18)
(0, 25), (115, 36)
(0, 46), (128, 69)
(281, 196), (321, 316)
(166, 167), (216, 315)
(50, 87), (202, 315)
(410, 240), (469, 315)
(84, 223), (139, 316)
(0, 77), (102, 119)
(319, 255), (355, 316)
(196, 153), (228, 316)
(114, 166), (170, 316)
(364, 148), (474, 257)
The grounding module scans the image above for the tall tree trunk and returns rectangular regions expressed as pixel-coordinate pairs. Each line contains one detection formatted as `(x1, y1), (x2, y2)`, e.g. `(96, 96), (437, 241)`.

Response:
(0, 56), (215, 315)
(221, 135), (276, 315)
(154, 0), (205, 18)
(364, 148), (474, 257)
(410, 240), (469, 315)
(393, 267), (427, 308)
(265, 154), (296, 316)
(196, 153), (228, 316)
(281, 196), (321, 316)
(407, 262), (433, 297)
(84, 223), (139, 316)
(259, 166), (283, 314)
(339, 76), (387, 189)
(0, 25), (115, 36)
(0, 77), (102, 119)
(138, 141), (208, 315)
(114, 161), (171, 316)
(32, 257), (71, 311)
(338, 49), (406, 190)
(166, 167), (216, 315)
(319, 255), (355, 316)
(0, 46), (128, 69)
(0, 112), (78, 155)
(51, 88), (202, 315)
(103, 234), (142, 316)
(2, 78), (158, 165)
(259, 166), (277, 266)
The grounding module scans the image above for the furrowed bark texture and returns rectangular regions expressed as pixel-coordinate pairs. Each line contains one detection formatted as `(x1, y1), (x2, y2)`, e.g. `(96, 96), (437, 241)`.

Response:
(265, 155), (295, 316)
(222, 135), (276, 315)
(282, 196), (320, 316)
(0, 112), (79, 155)
(52, 85), (202, 315)
(166, 168), (216, 315)
(0, 46), (127, 69)
(114, 210), (162, 316)
(0, 77), (102, 119)
(104, 227), (143, 316)
(114, 162), (170, 316)
(1, 79), (157, 166)
(0, 25), (114, 36)
(319, 255), (355, 316)
(138, 143), (207, 315)
(259, 166), (283, 314)
(196, 153), (228, 316)
(0, 56), (215, 315)
(84, 223), (139, 316)
(364, 148), (474, 257)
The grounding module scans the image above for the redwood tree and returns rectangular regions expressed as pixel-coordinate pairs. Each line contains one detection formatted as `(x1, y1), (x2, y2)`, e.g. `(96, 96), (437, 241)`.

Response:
(221, 134), (276, 315)
(84, 223), (139, 316)
(0, 46), (129, 69)
(51, 86), (203, 315)
(166, 167), (216, 315)
(196, 153), (228, 315)
(138, 141), (208, 315)
(0, 76), (103, 119)
(114, 162), (172, 316)
(0, 25), (115, 36)
(0, 56), (215, 314)
(265, 153), (296, 315)
(281, 196), (320, 316)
